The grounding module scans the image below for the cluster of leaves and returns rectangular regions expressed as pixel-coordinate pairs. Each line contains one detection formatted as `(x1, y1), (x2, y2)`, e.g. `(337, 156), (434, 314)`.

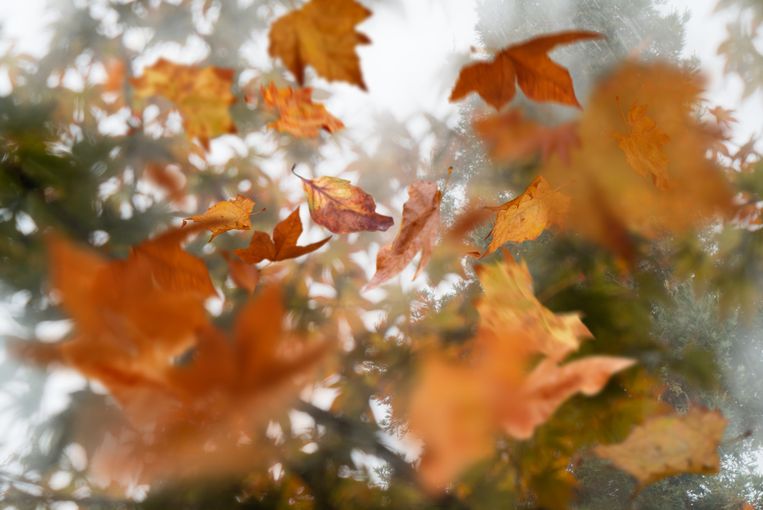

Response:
(1, 0), (762, 509)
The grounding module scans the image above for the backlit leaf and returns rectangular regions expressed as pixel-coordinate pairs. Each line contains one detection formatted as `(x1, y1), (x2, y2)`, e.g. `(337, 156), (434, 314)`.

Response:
(262, 82), (344, 138)
(184, 195), (255, 241)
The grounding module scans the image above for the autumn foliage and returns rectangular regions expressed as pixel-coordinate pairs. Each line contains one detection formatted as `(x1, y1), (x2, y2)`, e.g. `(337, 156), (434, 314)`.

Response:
(2, 0), (761, 509)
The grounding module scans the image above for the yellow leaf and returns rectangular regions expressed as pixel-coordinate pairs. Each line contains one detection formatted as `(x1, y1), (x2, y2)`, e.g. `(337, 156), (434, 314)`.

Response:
(594, 408), (727, 487)
(184, 195), (255, 241)
(131, 59), (236, 148)
(613, 103), (671, 190)
(262, 82), (344, 138)
(268, 0), (371, 89)
(483, 176), (570, 256)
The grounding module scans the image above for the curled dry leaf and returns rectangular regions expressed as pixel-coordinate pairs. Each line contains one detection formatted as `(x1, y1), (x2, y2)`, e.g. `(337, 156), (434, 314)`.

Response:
(474, 108), (580, 164)
(184, 195), (255, 241)
(131, 58), (236, 148)
(483, 176), (570, 257)
(450, 31), (604, 109)
(410, 254), (634, 491)
(368, 181), (442, 288)
(296, 170), (394, 234)
(262, 82), (344, 138)
(541, 61), (733, 257)
(268, 0), (371, 89)
(594, 408), (727, 487)
(235, 208), (331, 264)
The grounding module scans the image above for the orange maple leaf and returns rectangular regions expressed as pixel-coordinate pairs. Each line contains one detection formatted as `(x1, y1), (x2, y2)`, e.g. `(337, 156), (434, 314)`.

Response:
(262, 82), (344, 138)
(473, 108), (580, 164)
(483, 176), (570, 256)
(131, 58), (236, 148)
(368, 181), (442, 288)
(613, 102), (671, 190)
(450, 31), (604, 109)
(234, 208), (331, 264)
(268, 0), (371, 89)
(184, 195), (255, 241)
(295, 168), (394, 234)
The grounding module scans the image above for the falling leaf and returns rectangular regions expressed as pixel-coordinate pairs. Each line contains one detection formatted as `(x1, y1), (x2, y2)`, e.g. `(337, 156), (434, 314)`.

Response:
(594, 408), (727, 486)
(262, 82), (344, 138)
(474, 109), (579, 164)
(296, 170), (394, 234)
(222, 251), (260, 293)
(483, 176), (570, 257)
(541, 61), (732, 256)
(613, 103), (671, 190)
(234, 208), (331, 264)
(411, 254), (634, 491)
(144, 164), (186, 203)
(368, 181), (441, 288)
(268, 0), (371, 89)
(708, 105), (737, 129)
(184, 195), (255, 241)
(450, 31), (604, 109)
(131, 58), (236, 148)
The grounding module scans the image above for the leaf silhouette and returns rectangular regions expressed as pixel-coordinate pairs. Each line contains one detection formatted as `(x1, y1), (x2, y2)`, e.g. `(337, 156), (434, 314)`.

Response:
(234, 208), (331, 264)
(450, 31), (604, 109)
(368, 180), (441, 288)
(268, 0), (371, 89)
(131, 59), (236, 148)
(296, 170), (394, 234)
(262, 82), (344, 138)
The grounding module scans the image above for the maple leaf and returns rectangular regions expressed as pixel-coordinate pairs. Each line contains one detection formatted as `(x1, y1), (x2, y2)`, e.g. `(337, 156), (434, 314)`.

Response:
(613, 103), (671, 190)
(295, 169), (394, 234)
(483, 176), (570, 257)
(594, 408), (727, 487)
(234, 207), (331, 264)
(368, 181), (442, 288)
(541, 61), (732, 256)
(450, 31), (604, 109)
(184, 195), (255, 241)
(262, 82), (344, 138)
(708, 105), (737, 129)
(131, 58), (236, 148)
(474, 109), (580, 164)
(268, 0), (371, 89)
(410, 255), (634, 491)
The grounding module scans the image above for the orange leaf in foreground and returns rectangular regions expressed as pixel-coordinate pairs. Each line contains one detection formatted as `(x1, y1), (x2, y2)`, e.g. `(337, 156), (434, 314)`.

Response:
(483, 176), (570, 257)
(268, 0), (371, 89)
(131, 58), (236, 148)
(474, 109), (580, 164)
(368, 181), (442, 288)
(542, 61), (733, 256)
(296, 170), (394, 234)
(262, 83), (344, 138)
(235, 208), (331, 264)
(184, 195), (255, 241)
(450, 31), (604, 109)
(594, 408), (727, 487)
(613, 103), (671, 190)
(410, 255), (634, 491)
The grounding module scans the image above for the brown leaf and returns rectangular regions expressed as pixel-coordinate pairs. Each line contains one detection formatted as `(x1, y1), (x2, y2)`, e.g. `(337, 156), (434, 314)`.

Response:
(184, 195), (255, 241)
(234, 208), (331, 264)
(483, 176), (570, 256)
(222, 251), (260, 293)
(268, 0), (371, 89)
(450, 31), (604, 109)
(368, 181), (441, 288)
(131, 59), (236, 148)
(594, 408), (727, 487)
(262, 82), (344, 138)
(474, 108), (580, 164)
(296, 171), (394, 234)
